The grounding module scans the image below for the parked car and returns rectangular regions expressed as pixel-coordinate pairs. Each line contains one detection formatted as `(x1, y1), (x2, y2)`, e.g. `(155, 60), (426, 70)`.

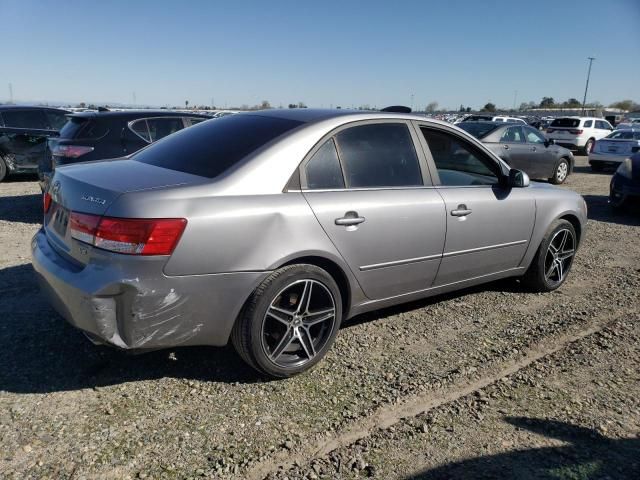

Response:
(458, 121), (574, 184)
(609, 152), (640, 208)
(0, 105), (70, 182)
(589, 128), (640, 171)
(32, 109), (587, 378)
(462, 115), (526, 124)
(41, 110), (210, 191)
(546, 117), (613, 153)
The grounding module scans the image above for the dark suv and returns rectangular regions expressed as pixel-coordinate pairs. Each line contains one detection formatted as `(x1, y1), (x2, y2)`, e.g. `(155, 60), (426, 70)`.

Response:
(0, 105), (70, 182)
(42, 110), (210, 190)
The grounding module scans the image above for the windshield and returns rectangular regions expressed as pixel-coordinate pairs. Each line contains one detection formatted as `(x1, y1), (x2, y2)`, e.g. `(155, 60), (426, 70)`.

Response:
(133, 114), (303, 178)
(457, 122), (499, 139)
(606, 130), (640, 140)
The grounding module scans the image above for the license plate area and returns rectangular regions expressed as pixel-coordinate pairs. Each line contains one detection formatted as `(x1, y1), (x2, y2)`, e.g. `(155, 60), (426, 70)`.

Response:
(52, 205), (70, 236)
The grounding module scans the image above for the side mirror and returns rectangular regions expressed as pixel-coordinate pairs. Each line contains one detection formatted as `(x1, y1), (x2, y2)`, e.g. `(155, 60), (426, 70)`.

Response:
(544, 138), (555, 147)
(508, 168), (530, 188)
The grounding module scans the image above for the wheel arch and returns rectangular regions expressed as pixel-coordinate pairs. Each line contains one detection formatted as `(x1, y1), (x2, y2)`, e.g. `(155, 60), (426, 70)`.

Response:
(279, 255), (352, 318)
(558, 213), (582, 246)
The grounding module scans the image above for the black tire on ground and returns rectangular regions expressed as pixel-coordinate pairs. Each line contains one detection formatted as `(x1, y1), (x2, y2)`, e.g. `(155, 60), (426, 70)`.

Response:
(521, 219), (577, 293)
(549, 158), (570, 184)
(231, 264), (343, 378)
(582, 138), (595, 155)
(0, 156), (7, 182)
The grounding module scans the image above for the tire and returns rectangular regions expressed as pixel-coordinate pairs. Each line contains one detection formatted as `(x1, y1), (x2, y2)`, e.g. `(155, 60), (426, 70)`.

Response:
(549, 158), (570, 184)
(0, 156), (7, 183)
(582, 138), (595, 155)
(231, 264), (343, 378)
(522, 219), (577, 292)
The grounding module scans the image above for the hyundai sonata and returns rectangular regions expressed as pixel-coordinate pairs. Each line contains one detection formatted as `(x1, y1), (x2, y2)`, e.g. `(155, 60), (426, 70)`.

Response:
(32, 109), (587, 377)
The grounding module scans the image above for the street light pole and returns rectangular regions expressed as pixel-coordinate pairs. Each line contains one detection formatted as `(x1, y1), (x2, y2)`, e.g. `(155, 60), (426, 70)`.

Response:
(581, 57), (595, 115)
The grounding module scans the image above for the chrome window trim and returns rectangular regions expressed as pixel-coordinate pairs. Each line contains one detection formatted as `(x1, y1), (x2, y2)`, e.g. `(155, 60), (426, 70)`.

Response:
(128, 119), (151, 143)
(128, 116), (190, 144)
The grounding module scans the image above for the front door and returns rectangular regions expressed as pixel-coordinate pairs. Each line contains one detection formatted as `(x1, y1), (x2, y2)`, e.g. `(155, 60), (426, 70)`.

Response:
(418, 126), (535, 286)
(523, 126), (556, 178)
(300, 122), (446, 300)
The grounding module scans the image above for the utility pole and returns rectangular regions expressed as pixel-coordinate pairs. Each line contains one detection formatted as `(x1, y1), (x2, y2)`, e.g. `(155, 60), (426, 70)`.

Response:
(581, 57), (595, 115)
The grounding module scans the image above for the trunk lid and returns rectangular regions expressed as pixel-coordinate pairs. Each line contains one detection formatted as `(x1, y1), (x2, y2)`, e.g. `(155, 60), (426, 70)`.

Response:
(44, 159), (206, 265)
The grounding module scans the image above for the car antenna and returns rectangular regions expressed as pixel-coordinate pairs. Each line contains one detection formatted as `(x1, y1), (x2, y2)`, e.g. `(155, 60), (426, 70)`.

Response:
(380, 105), (412, 113)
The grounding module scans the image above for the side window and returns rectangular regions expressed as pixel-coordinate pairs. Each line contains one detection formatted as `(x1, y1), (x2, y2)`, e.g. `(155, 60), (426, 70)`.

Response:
(305, 139), (345, 189)
(421, 128), (499, 187)
(500, 127), (524, 143)
(525, 127), (546, 144)
(335, 123), (422, 188)
(583, 120), (593, 128)
(185, 117), (206, 127)
(2, 109), (47, 129)
(130, 119), (151, 142)
(147, 118), (184, 142)
(44, 111), (68, 130)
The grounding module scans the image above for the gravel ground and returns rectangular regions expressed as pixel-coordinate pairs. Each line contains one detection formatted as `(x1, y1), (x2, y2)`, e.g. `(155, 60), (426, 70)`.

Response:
(0, 158), (638, 480)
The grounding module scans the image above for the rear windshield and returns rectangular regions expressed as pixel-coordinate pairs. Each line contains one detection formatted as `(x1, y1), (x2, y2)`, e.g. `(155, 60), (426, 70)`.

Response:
(133, 114), (303, 178)
(465, 115), (494, 122)
(457, 122), (499, 139)
(607, 130), (640, 140)
(59, 117), (108, 139)
(550, 118), (581, 128)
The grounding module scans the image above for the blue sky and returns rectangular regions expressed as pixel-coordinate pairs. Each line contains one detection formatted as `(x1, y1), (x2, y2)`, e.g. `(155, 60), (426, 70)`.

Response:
(1, 0), (638, 110)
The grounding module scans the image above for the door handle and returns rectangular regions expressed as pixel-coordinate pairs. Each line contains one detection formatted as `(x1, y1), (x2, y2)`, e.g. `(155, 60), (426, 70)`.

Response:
(531, 146), (537, 152)
(335, 211), (366, 226)
(451, 204), (472, 217)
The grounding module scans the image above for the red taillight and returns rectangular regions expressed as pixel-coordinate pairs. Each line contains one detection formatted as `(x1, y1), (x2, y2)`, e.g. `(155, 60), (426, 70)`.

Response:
(69, 213), (187, 255)
(43, 193), (52, 214)
(51, 145), (94, 158)
(569, 129), (583, 135)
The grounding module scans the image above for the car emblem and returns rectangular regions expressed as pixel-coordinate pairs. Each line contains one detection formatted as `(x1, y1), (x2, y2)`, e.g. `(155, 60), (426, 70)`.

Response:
(81, 195), (107, 205)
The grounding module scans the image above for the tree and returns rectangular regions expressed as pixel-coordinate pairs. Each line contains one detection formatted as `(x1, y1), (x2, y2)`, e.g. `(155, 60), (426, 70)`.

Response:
(260, 100), (271, 109)
(288, 103), (297, 109)
(459, 104), (465, 112)
(609, 99), (640, 111)
(185, 100), (189, 109)
(425, 102), (438, 113)
(539, 97), (555, 108)
(563, 98), (581, 108)
(481, 102), (496, 112)
(466, 107), (471, 113)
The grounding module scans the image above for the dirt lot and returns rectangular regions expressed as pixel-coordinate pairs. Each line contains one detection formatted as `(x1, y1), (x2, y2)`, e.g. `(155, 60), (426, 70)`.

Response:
(0, 158), (638, 480)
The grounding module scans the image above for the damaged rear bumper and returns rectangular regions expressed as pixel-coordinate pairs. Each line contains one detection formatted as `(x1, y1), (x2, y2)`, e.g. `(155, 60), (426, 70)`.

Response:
(31, 229), (269, 350)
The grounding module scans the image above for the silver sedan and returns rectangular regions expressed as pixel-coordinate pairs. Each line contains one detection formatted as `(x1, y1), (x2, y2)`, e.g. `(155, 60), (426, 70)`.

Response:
(32, 109), (587, 377)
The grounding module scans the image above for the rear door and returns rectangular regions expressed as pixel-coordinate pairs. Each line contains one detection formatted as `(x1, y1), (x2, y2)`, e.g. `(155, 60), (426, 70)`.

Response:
(301, 121), (446, 300)
(417, 125), (535, 286)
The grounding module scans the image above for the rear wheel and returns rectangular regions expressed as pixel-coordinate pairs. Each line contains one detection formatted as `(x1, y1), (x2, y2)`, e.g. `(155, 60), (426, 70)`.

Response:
(522, 220), (577, 292)
(583, 138), (595, 155)
(0, 156), (7, 182)
(549, 158), (569, 184)
(231, 264), (342, 378)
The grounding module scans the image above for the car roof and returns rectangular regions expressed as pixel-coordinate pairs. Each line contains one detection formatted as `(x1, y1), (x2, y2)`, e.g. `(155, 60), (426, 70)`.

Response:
(249, 108), (441, 125)
(0, 104), (70, 113)
(68, 110), (210, 119)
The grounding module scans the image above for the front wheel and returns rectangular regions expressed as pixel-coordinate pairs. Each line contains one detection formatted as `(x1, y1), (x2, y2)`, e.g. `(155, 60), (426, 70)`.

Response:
(522, 220), (577, 292)
(583, 138), (595, 155)
(0, 156), (7, 182)
(549, 159), (569, 184)
(231, 264), (342, 378)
